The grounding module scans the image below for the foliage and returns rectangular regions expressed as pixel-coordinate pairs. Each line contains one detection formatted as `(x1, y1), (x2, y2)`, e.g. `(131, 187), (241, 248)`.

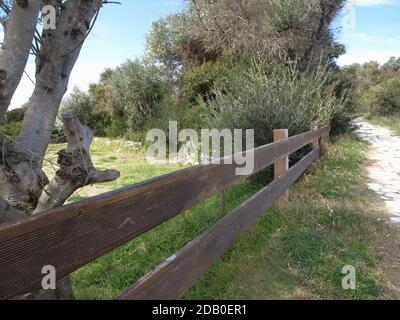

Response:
(5, 106), (27, 123)
(0, 107), (26, 140)
(382, 57), (400, 73)
(371, 77), (400, 116)
(61, 87), (94, 125)
(60, 61), (170, 139)
(145, 14), (186, 76)
(58, 0), (352, 143)
(60, 87), (110, 137)
(146, 0), (346, 72)
(210, 61), (344, 147)
(107, 60), (170, 134)
(348, 57), (400, 117)
(0, 121), (22, 139)
(329, 67), (358, 135)
(181, 62), (229, 103)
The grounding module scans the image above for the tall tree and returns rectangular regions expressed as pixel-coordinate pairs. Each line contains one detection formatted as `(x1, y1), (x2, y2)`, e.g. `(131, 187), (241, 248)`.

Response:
(0, 0), (120, 299)
(147, 0), (347, 71)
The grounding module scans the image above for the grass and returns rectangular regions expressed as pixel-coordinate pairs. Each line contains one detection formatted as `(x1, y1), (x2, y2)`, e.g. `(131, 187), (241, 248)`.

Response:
(185, 137), (398, 300)
(44, 138), (261, 299)
(44, 137), (184, 201)
(367, 115), (400, 135)
(44, 136), (399, 300)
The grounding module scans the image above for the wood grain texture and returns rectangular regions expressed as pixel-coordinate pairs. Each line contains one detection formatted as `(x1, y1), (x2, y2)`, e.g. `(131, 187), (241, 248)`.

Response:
(311, 125), (320, 150)
(273, 129), (289, 204)
(0, 126), (329, 299)
(118, 147), (321, 300)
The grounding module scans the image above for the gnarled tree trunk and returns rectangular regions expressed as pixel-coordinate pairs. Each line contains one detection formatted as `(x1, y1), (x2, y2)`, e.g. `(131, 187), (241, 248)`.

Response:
(0, 0), (120, 300)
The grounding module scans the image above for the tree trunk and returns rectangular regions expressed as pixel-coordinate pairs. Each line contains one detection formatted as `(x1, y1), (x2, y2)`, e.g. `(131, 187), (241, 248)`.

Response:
(0, 0), (40, 122)
(0, 0), (120, 300)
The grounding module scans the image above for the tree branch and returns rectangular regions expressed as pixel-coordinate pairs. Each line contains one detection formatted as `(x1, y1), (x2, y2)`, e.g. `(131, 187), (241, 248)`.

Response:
(34, 114), (120, 214)
(0, 0), (40, 123)
(0, 196), (27, 224)
(17, 0), (103, 162)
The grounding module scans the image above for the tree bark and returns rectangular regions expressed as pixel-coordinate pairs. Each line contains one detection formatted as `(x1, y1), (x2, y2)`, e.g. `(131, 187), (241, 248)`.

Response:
(0, 0), (119, 300)
(0, 197), (27, 223)
(34, 114), (120, 214)
(0, 0), (40, 122)
(17, 0), (103, 162)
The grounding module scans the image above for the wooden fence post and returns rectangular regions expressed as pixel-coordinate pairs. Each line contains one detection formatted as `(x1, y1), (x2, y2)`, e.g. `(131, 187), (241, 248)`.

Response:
(273, 129), (289, 205)
(311, 125), (319, 150)
(320, 128), (330, 155)
(311, 124), (329, 155)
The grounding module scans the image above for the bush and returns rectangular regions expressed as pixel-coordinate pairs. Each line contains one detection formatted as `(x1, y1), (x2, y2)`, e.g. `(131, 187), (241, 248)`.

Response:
(60, 87), (94, 124)
(6, 106), (27, 123)
(0, 121), (22, 139)
(210, 62), (343, 147)
(181, 62), (228, 103)
(60, 87), (111, 137)
(209, 61), (345, 183)
(371, 77), (400, 116)
(330, 67), (358, 135)
(108, 60), (169, 133)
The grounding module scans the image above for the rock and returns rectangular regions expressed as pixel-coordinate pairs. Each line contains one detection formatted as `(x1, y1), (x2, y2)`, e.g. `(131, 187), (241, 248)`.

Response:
(367, 183), (383, 192)
(354, 118), (400, 226)
(122, 141), (142, 148)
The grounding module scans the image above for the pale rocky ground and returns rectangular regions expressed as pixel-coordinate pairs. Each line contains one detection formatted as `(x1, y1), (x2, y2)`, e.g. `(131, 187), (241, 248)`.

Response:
(354, 118), (400, 226)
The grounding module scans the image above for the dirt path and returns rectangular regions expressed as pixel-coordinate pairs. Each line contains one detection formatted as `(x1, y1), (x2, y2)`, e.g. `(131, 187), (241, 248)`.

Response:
(354, 118), (400, 226)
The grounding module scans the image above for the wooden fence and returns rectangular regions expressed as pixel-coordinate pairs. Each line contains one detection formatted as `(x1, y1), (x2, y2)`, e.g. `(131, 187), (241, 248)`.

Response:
(0, 126), (330, 300)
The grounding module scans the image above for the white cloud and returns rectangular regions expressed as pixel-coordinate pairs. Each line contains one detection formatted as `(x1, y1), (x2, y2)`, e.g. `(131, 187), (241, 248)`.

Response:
(337, 50), (400, 66)
(342, 31), (400, 48)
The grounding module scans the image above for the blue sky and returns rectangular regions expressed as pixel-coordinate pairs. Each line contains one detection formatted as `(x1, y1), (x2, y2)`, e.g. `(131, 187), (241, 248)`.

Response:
(9, 0), (400, 108)
(335, 0), (400, 65)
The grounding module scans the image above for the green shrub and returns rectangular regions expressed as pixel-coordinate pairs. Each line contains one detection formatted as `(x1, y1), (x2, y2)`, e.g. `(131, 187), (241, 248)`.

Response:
(181, 62), (228, 103)
(210, 62), (343, 147)
(209, 61), (345, 183)
(6, 107), (27, 123)
(104, 117), (127, 139)
(60, 87), (110, 137)
(330, 68), (358, 135)
(371, 77), (400, 116)
(108, 60), (169, 133)
(0, 121), (22, 139)
(60, 87), (94, 124)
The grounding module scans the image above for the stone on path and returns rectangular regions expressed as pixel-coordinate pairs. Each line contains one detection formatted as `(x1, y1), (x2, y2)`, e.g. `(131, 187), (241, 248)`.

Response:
(354, 118), (400, 226)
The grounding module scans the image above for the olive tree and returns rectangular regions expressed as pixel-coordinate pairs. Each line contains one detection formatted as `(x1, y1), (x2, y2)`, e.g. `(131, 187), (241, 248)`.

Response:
(0, 0), (120, 299)
(147, 0), (347, 71)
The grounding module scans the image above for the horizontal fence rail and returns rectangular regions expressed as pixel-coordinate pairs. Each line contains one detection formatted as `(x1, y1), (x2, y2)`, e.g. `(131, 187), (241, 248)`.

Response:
(0, 126), (330, 299)
(118, 147), (321, 300)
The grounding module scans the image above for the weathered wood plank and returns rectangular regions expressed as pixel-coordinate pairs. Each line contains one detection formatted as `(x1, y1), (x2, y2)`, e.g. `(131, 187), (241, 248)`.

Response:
(118, 147), (320, 300)
(0, 127), (329, 299)
(274, 129), (289, 204)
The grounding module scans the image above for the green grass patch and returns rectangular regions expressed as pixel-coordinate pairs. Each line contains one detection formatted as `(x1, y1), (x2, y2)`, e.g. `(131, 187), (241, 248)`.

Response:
(185, 136), (396, 300)
(368, 115), (400, 135)
(72, 181), (261, 300)
(44, 136), (398, 300)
